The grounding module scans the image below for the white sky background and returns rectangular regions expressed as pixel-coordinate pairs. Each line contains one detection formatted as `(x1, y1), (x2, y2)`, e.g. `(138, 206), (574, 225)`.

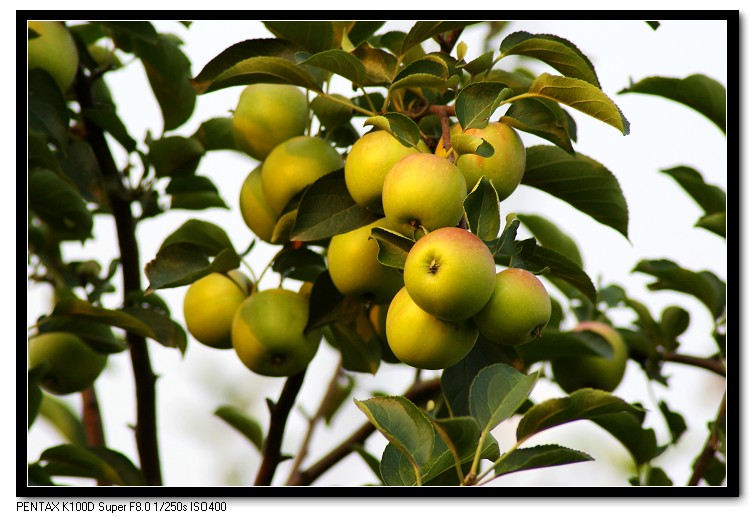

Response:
(11, 5), (750, 515)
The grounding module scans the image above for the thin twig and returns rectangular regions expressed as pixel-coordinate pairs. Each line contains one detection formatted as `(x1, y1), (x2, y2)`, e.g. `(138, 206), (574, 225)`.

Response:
(661, 351), (726, 377)
(688, 393), (727, 486)
(81, 386), (110, 486)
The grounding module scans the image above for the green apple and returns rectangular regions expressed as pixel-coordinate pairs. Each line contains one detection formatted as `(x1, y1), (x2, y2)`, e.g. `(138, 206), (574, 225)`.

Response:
(261, 135), (344, 215)
(385, 287), (478, 370)
(239, 166), (278, 243)
(439, 122), (526, 201)
(28, 332), (107, 395)
(473, 268), (552, 345)
(183, 270), (253, 349)
(231, 288), (322, 377)
(403, 227), (496, 321)
(344, 130), (430, 215)
(327, 218), (405, 305)
(232, 83), (309, 161)
(28, 21), (79, 92)
(551, 321), (629, 393)
(382, 153), (467, 238)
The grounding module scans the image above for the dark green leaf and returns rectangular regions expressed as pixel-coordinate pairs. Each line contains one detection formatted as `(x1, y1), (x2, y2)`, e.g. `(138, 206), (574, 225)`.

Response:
(39, 445), (145, 486)
(522, 145), (629, 239)
(455, 82), (513, 130)
(660, 166), (726, 215)
(271, 247), (327, 282)
(517, 388), (641, 442)
(620, 74), (725, 133)
(703, 456), (726, 486)
(501, 98), (575, 155)
(28, 168), (93, 242)
(646, 466), (673, 486)
(327, 321), (383, 374)
(28, 382), (43, 430)
(646, 21), (660, 30)
(58, 140), (106, 206)
(322, 375), (356, 425)
(469, 364), (538, 432)
(47, 298), (156, 340)
(145, 245), (239, 292)
(464, 178), (501, 241)
(192, 117), (238, 151)
(38, 396), (88, 446)
(492, 216), (521, 256)
(516, 330), (614, 366)
(633, 259), (726, 319)
(28, 69), (69, 151)
(591, 409), (659, 466)
(299, 49), (367, 86)
(499, 31), (601, 88)
(94, 21), (158, 44)
(494, 444), (593, 477)
(527, 73), (630, 135)
(516, 213), (582, 267)
(148, 136), (205, 178)
(159, 218), (236, 256)
(167, 176), (228, 211)
(36, 318), (126, 354)
(214, 406), (264, 451)
(305, 270), (349, 333)
(659, 400), (688, 445)
(696, 212), (726, 238)
(432, 416), (485, 470)
(659, 306), (690, 350)
(363, 113), (423, 149)
(370, 226), (415, 270)
(352, 445), (383, 483)
(28, 130), (63, 175)
(263, 21), (342, 54)
(81, 105), (137, 153)
(390, 56), (450, 91)
(290, 169), (380, 241)
(351, 42), (398, 86)
(461, 50), (494, 77)
(401, 22), (480, 56)
(120, 306), (187, 352)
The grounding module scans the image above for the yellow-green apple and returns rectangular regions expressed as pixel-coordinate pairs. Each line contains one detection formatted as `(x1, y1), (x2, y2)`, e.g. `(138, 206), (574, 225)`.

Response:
(382, 153), (467, 238)
(473, 268), (551, 345)
(344, 130), (430, 214)
(551, 321), (629, 393)
(327, 218), (405, 305)
(28, 21), (79, 92)
(232, 83), (309, 161)
(239, 166), (278, 243)
(403, 227), (496, 321)
(183, 270), (253, 349)
(231, 288), (322, 377)
(261, 135), (344, 215)
(28, 332), (107, 395)
(385, 287), (478, 370)
(438, 122), (526, 201)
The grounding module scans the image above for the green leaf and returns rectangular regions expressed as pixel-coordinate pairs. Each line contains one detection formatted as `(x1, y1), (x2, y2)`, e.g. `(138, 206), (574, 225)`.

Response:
(94, 21), (158, 44)
(355, 396), (435, 470)
(327, 321), (383, 374)
(28, 168), (93, 242)
(271, 246), (327, 282)
(501, 98), (575, 155)
(167, 176), (228, 211)
(516, 330), (615, 366)
(401, 22), (480, 56)
(527, 73), (630, 135)
(455, 82), (513, 130)
(659, 400), (688, 445)
(38, 444), (145, 486)
(499, 31), (601, 88)
(58, 140), (106, 206)
(299, 49), (367, 86)
(620, 74), (726, 133)
(660, 166), (726, 233)
(646, 21), (661, 30)
(432, 416), (486, 469)
(449, 133), (494, 158)
(192, 117), (238, 151)
(696, 212), (726, 238)
(494, 444), (593, 477)
(322, 375), (356, 425)
(214, 406), (264, 451)
(645, 466), (674, 486)
(120, 306), (188, 352)
(38, 395), (88, 446)
(703, 456), (726, 486)
(36, 318), (126, 354)
(47, 298), (156, 340)
(363, 113), (423, 149)
(304, 271), (350, 333)
(159, 219), (236, 256)
(351, 42), (398, 86)
(389, 56), (450, 91)
(517, 388), (641, 442)
(516, 213), (582, 267)
(659, 306), (690, 350)
(469, 364), (538, 432)
(145, 245), (240, 292)
(633, 259), (726, 319)
(28, 69), (69, 152)
(463, 178), (500, 241)
(522, 145), (629, 239)
(590, 409), (659, 466)
(492, 216), (521, 256)
(290, 170), (380, 241)
(148, 136), (205, 178)
(263, 21), (343, 54)
(461, 50), (494, 77)
(81, 105), (137, 153)
(370, 226), (415, 270)
(192, 39), (322, 94)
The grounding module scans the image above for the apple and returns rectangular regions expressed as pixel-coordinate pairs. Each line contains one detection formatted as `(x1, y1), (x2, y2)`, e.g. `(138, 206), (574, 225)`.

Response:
(439, 122), (526, 201)
(261, 135), (344, 216)
(239, 166), (278, 243)
(28, 21), (79, 92)
(327, 218), (405, 305)
(382, 153), (467, 238)
(28, 332), (108, 395)
(183, 270), (253, 349)
(551, 321), (629, 393)
(385, 287), (478, 370)
(231, 288), (322, 377)
(473, 268), (552, 345)
(344, 130), (430, 215)
(232, 83), (309, 161)
(403, 227), (496, 321)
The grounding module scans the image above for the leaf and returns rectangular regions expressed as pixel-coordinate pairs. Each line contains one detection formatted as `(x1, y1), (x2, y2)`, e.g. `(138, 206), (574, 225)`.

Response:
(363, 113), (423, 149)
(499, 31), (601, 88)
(516, 388), (641, 442)
(290, 170), (380, 241)
(355, 396), (435, 469)
(36, 318), (126, 354)
(148, 136), (205, 178)
(590, 409), (659, 466)
(191, 117), (238, 151)
(28, 168), (93, 242)
(299, 49), (367, 86)
(660, 166), (726, 216)
(632, 259), (726, 319)
(271, 246), (327, 282)
(145, 245), (240, 292)
(619, 74), (726, 133)
(516, 330), (615, 366)
(658, 400), (688, 445)
(167, 176), (228, 211)
(94, 21), (158, 44)
(159, 219), (236, 255)
(389, 57), (451, 91)
(120, 306), (188, 353)
(370, 227), (415, 270)
(516, 213), (582, 267)
(501, 98), (575, 155)
(449, 133), (494, 158)
(214, 406), (264, 451)
(455, 82), (513, 130)
(81, 105), (137, 153)
(527, 73), (630, 135)
(47, 298), (156, 340)
(696, 212), (726, 238)
(494, 444), (593, 477)
(38, 396), (88, 447)
(38, 444), (145, 486)
(351, 42), (398, 86)
(327, 321), (383, 374)
(522, 145), (629, 239)
(401, 22), (481, 56)
(463, 178), (500, 241)
(192, 38), (322, 94)
(28, 69), (69, 151)
(263, 21), (343, 54)
(469, 364), (538, 432)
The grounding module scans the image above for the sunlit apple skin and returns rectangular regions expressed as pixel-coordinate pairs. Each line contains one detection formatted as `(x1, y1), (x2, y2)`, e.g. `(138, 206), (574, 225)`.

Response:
(261, 136), (345, 216)
(28, 332), (107, 395)
(403, 227), (496, 321)
(239, 166), (278, 243)
(473, 268), (552, 346)
(232, 84), (308, 161)
(382, 154), (467, 238)
(28, 21), (79, 92)
(386, 287), (478, 370)
(183, 271), (252, 349)
(327, 218), (405, 305)
(440, 122), (526, 201)
(231, 289), (322, 377)
(344, 130), (430, 215)
(551, 321), (629, 393)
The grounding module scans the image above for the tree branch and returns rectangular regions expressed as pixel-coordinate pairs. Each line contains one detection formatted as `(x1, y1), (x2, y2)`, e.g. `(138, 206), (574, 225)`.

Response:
(661, 351), (726, 377)
(688, 392), (727, 486)
(81, 386), (110, 486)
